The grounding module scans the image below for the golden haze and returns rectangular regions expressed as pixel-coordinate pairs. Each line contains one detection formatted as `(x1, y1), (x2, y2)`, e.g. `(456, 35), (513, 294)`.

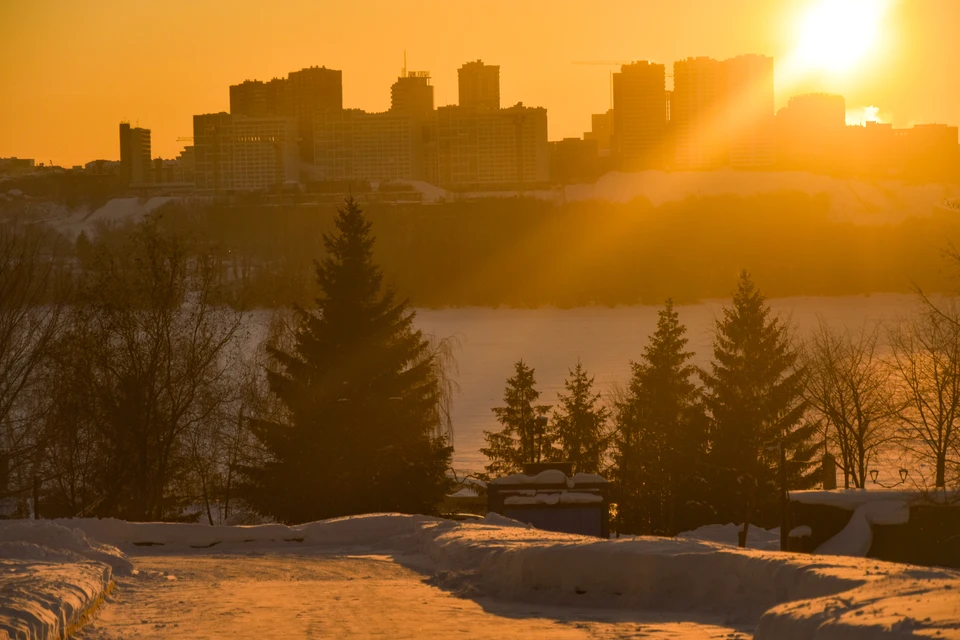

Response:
(1, 0), (958, 166)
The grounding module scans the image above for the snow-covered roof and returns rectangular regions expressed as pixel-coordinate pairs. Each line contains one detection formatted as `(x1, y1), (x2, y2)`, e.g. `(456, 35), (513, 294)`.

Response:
(503, 492), (604, 506)
(789, 488), (921, 510)
(489, 470), (608, 487)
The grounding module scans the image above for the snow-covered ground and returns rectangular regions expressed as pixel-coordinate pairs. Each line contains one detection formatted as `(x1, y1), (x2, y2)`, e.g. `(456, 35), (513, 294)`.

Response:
(0, 521), (132, 639)
(4, 514), (960, 639)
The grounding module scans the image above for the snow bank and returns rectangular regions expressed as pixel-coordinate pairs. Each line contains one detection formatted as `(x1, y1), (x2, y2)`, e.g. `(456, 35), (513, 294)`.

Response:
(0, 520), (131, 574)
(816, 499), (911, 557)
(22, 513), (960, 639)
(57, 513), (434, 551)
(424, 516), (960, 638)
(677, 522), (781, 551)
(0, 520), (131, 640)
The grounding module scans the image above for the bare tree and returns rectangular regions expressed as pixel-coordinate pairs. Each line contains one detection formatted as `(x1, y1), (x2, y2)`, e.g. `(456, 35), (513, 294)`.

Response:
(804, 319), (899, 488)
(0, 223), (67, 514)
(888, 304), (960, 490)
(43, 217), (246, 520)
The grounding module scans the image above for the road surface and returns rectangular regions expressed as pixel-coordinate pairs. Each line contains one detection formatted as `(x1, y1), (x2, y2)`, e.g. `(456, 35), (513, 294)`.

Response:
(78, 547), (753, 639)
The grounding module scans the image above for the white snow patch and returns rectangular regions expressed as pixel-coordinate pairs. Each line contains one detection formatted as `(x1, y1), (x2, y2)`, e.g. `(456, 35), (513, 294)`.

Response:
(503, 491), (603, 506)
(0, 520), (130, 639)
(816, 499), (911, 557)
(789, 488), (919, 510)
(7, 513), (960, 639)
(788, 526), (812, 538)
(677, 522), (781, 551)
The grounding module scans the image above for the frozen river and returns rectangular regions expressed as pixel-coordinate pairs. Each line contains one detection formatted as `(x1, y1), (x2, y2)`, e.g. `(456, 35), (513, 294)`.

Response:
(413, 294), (922, 472)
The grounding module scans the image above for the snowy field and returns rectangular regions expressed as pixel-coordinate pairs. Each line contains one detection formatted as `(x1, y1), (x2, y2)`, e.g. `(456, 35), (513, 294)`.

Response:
(3, 514), (960, 639)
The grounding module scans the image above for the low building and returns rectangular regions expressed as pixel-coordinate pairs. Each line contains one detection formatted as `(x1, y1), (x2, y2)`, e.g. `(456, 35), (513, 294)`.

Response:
(0, 157), (36, 176)
(487, 463), (610, 538)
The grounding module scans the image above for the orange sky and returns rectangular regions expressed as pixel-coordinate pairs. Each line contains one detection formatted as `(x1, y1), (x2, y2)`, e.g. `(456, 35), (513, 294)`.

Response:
(2, 0), (958, 167)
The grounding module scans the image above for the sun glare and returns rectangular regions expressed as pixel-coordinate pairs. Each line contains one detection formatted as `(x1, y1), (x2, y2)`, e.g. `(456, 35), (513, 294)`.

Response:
(793, 0), (890, 75)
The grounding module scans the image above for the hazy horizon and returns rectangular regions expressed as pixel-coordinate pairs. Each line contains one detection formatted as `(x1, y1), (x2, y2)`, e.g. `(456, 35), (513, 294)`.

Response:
(3, 0), (959, 166)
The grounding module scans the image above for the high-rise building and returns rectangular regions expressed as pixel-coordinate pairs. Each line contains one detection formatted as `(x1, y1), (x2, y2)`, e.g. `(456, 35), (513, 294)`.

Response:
(436, 103), (549, 188)
(901, 124), (960, 181)
(229, 66), (342, 164)
(230, 80), (269, 117)
(776, 93), (846, 172)
(119, 122), (152, 185)
(723, 54), (775, 168)
(584, 110), (615, 157)
(313, 109), (432, 183)
(612, 61), (667, 170)
(193, 113), (298, 192)
(672, 57), (728, 169)
(458, 60), (500, 110)
(391, 72), (434, 117)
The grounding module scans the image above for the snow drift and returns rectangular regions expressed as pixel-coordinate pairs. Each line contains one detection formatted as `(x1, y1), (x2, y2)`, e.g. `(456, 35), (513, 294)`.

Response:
(0, 520), (131, 639)
(8, 513), (960, 639)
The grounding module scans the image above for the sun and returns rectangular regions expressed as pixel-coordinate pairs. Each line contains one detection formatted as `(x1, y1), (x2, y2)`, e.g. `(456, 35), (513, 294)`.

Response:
(792, 0), (890, 76)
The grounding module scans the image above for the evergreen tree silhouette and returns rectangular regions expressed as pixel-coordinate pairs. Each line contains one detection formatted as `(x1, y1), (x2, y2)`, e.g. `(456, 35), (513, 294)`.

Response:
(244, 198), (452, 522)
(481, 360), (552, 477)
(702, 272), (818, 542)
(552, 361), (610, 474)
(613, 300), (707, 535)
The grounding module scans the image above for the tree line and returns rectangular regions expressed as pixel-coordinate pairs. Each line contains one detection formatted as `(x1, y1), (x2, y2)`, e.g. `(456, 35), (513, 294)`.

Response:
(2, 199), (960, 537)
(0, 200), (452, 524)
(12, 190), (959, 309)
(482, 273), (960, 540)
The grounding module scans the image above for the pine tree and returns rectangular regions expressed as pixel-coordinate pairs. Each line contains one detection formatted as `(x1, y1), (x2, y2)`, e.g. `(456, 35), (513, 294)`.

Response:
(552, 362), (610, 474)
(702, 272), (818, 542)
(244, 198), (453, 523)
(481, 360), (553, 477)
(612, 300), (707, 535)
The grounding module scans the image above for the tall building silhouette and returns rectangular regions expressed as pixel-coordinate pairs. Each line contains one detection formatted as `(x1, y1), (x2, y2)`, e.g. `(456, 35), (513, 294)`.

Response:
(458, 61), (500, 110)
(229, 66), (342, 165)
(193, 113), (298, 192)
(776, 93), (846, 172)
(436, 102), (548, 187)
(723, 54), (775, 168)
(612, 62), (667, 170)
(672, 57), (727, 169)
(391, 72), (434, 117)
(118, 122), (152, 185)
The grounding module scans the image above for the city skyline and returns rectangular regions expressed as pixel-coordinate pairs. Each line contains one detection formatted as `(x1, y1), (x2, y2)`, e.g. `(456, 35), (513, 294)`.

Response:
(2, 0), (960, 166)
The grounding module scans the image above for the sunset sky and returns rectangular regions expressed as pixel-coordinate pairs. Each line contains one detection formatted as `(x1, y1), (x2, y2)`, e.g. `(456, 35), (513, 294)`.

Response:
(2, 0), (958, 167)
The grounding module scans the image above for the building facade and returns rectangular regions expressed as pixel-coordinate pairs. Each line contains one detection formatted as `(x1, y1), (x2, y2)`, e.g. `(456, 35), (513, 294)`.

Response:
(776, 93), (847, 172)
(612, 62), (667, 170)
(119, 122), (152, 185)
(723, 54), (775, 168)
(313, 109), (431, 182)
(193, 113), (298, 192)
(458, 60), (500, 110)
(435, 103), (549, 188)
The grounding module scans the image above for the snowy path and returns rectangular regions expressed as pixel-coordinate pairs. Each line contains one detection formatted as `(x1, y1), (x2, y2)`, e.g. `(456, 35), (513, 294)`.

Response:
(77, 548), (752, 639)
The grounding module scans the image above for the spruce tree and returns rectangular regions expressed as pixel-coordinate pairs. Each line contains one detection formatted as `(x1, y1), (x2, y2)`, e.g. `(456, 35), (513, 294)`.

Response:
(702, 272), (818, 542)
(245, 198), (453, 523)
(552, 362), (610, 474)
(613, 300), (707, 535)
(481, 360), (553, 477)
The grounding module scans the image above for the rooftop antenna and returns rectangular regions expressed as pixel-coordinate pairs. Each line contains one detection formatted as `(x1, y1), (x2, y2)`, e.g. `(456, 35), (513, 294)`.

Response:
(402, 50), (407, 78)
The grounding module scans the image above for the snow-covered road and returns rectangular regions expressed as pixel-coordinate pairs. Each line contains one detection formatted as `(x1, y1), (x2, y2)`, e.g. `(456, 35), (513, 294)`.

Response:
(77, 548), (752, 639)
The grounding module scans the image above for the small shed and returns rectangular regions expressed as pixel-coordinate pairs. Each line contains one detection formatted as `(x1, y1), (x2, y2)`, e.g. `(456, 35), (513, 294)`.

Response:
(487, 463), (610, 538)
